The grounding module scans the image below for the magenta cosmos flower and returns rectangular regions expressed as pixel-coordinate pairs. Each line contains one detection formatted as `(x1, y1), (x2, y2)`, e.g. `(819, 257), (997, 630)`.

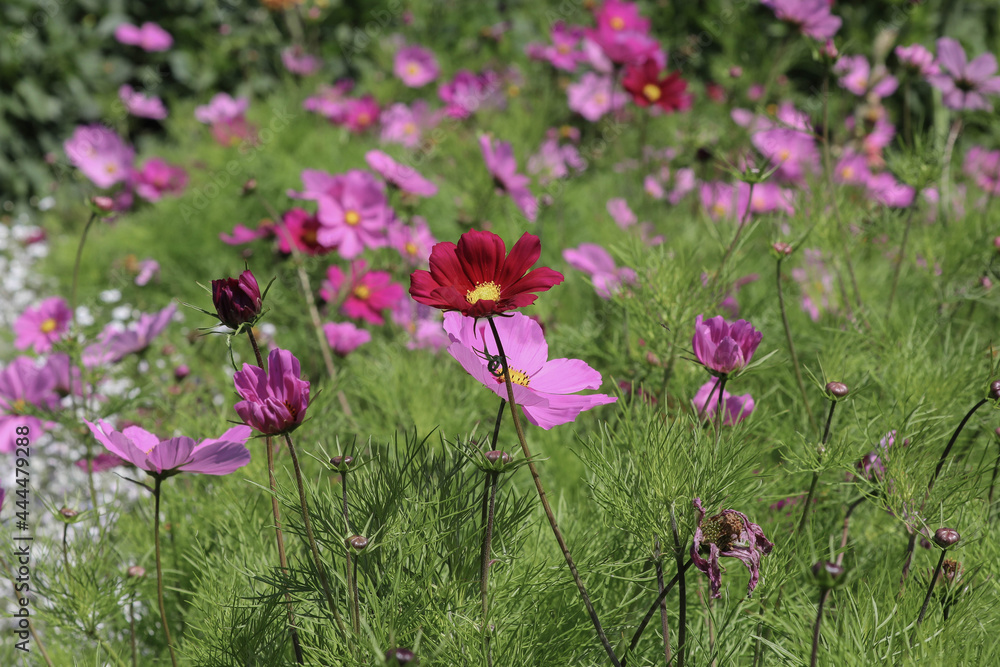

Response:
(85, 419), (251, 479)
(134, 158), (188, 202)
(119, 85), (168, 120)
(82, 303), (177, 367)
(195, 93), (249, 124)
(562, 243), (636, 299)
(692, 314), (762, 376)
(288, 169), (391, 259)
(0, 357), (61, 454)
(365, 150), (438, 197)
(233, 348), (310, 436)
(692, 379), (755, 426)
(387, 216), (437, 266)
(394, 45), (440, 87)
(834, 55), (898, 98)
(64, 125), (134, 189)
(444, 312), (617, 429)
(14, 296), (72, 354)
(438, 69), (501, 119)
(410, 230), (564, 318)
(761, 0), (841, 40)
(319, 259), (405, 325)
(480, 135), (538, 222)
(281, 45), (321, 76)
(323, 322), (371, 356)
(114, 22), (173, 51)
(691, 497), (774, 599)
(212, 269), (262, 330)
(928, 37), (1000, 111)
(896, 44), (939, 77)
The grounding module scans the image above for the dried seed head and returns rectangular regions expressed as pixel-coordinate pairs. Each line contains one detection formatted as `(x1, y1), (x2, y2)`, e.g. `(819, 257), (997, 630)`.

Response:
(933, 527), (960, 548)
(701, 511), (744, 553)
(347, 535), (369, 551)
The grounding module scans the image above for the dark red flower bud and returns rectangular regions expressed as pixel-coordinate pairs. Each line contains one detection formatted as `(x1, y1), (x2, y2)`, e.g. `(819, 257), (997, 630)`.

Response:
(385, 648), (416, 665)
(59, 507), (78, 519)
(825, 381), (849, 399)
(989, 381), (1000, 400)
(212, 269), (262, 329)
(347, 535), (369, 551)
(331, 455), (355, 471)
(811, 560), (844, 590)
(484, 450), (510, 465)
(933, 528), (960, 548)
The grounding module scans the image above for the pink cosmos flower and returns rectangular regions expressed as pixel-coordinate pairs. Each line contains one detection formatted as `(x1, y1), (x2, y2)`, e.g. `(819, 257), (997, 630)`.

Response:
(585, 24), (660, 66)
(119, 85), (168, 120)
(281, 46), (321, 76)
(752, 128), (820, 185)
(195, 93), (249, 124)
(790, 248), (837, 321)
(0, 357), (61, 453)
(135, 259), (160, 286)
(444, 312), (617, 429)
(964, 146), (1000, 195)
(834, 55), (898, 97)
(834, 149), (872, 186)
(134, 158), (188, 202)
(44, 353), (84, 397)
(233, 348), (310, 436)
(320, 259), (405, 325)
(761, 0), (841, 40)
(114, 22), (173, 52)
(14, 297), (72, 353)
(392, 301), (449, 351)
(701, 182), (749, 222)
(527, 131), (586, 184)
(379, 101), (438, 148)
(866, 172), (915, 208)
(394, 45), (440, 87)
(692, 314), (763, 376)
(895, 44), (939, 77)
(691, 497), (773, 599)
(85, 419), (251, 478)
(387, 216), (437, 266)
(606, 197), (637, 228)
(274, 208), (335, 255)
(480, 135), (538, 222)
(562, 243), (636, 299)
(528, 22), (586, 71)
(220, 221), (275, 247)
(64, 125), (135, 189)
(303, 80), (355, 122)
(594, 0), (650, 34)
(323, 322), (371, 356)
(928, 38), (1000, 111)
(567, 72), (625, 122)
(343, 95), (380, 133)
(288, 169), (391, 259)
(438, 70), (501, 119)
(692, 379), (755, 425)
(365, 150), (437, 197)
(75, 452), (127, 473)
(82, 303), (177, 367)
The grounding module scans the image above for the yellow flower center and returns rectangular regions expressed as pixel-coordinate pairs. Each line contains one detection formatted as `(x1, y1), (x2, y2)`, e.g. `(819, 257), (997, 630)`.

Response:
(559, 125), (574, 138)
(40, 317), (58, 333)
(841, 166), (854, 180)
(356, 112), (371, 126)
(345, 210), (361, 226)
(404, 241), (418, 255)
(778, 149), (791, 162)
(495, 367), (531, 386)
(353, 285), (371, 300)
(766, 103), (777, 116)
(712, 203), (727, 217)
(594, 93), (607, 105)
(105, 164), (117, 174)
(642, 83), (661, 102)
(11, 399), (27, 415)
(610, 16), (625, 30)
(406, 63), (419, 76)
(508, 84), (520, 98)
(557, 43), (570, 54)
(466, 281), (501, 305)
(403, 122), (417, 135)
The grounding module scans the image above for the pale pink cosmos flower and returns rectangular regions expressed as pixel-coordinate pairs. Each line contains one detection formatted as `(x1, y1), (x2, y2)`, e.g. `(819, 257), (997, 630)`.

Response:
(761, 0), (841, 40)
(85, 419), (251, 478)
(752, 128), (820, 184)
(701, 182), (749, 222)
(895, 44), (939, 77)
(480, 135), (538, 222)
(528, 22), (586, 71)
(964, 146), (1000, 195)
(692, 314), (763, 376)
(134, 158), (188, 202)
(790, 248), (836, 321)
(527, 132), (586, 184)
(135, 259), (160, 286)
(387, 216), (437, 266)
(438, 70), (501, 119)
(195, 93), (249, 124)
(834, 150), (871, 186)
(288, 169), (391, 259)
(562, 243), (637, 299)
(379, 101), (438, 148)
(692, 378), (755, 425)
(834, 55), (898, 98)
(64, 125), (135, 189)
(567, 72), (624, 122)
(233, 348), (310, 436)
(0, 357), (61, 453)
(928, 37), (1000, 111)
(866, 172), (915, 208)
(44, 353), (84, 397)
(394, 45), (440, 87)
(320, 259), (405, 325)
(75, 452), (128, 473)
(119, 85), (168, 120)
(323, 322), (371, 356)
(365, 150), (437, 197)
(281, 46), (321, 76)
(14, 297), (72, 353)
(303, 81), (355, 122)
(391, 301), (449, 352)
(82, 303), (177, 367)
(114, 22), (173, 52)
(444, 312), (617, 430)
(606, 198), (637, 228)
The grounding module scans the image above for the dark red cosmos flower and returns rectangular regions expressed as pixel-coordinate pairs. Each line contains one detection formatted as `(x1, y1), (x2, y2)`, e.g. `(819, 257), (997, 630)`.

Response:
(409, 230), (564, 318)
(212, 269), (262, 329)
(622, 59), (692, 112)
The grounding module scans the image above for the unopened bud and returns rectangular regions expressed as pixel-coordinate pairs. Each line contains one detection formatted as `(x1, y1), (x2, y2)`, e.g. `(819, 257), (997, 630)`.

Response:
(825, 381), (849, 399)
(59, 507), (78, 519)
(989, 381), (1000, 400)
(91, 195), (114, 211)
(347, 535), (369, 551)
(330, 455), (355, 471)
(772, 242), (793, 256)
(811, 561), (844, 590)
(385, 647), (416, 665)
(933, 528), (960, 548)
(484, 450), (510, 465)
(127, 565), (146, 578)
(241, 178), (257, 195)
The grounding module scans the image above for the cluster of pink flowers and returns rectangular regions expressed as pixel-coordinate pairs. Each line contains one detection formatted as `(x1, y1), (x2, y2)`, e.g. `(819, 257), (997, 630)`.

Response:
(195, 93), (256, 146)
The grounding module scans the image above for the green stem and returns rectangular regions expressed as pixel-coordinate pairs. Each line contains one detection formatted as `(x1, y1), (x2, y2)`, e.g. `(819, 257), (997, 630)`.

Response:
(486, 317), (621, 667)
(343, 469), (359, 634)
(777, 257), (818, 432)
(654, 535), (671, 665)
(71, 210), (99, 510)
(480, 470), (499, 667)
(96, 637), (130, 667)
(809, 589), (830, 667)
(887, 205), (918, 321)
(916, 549), (948, 627)
(153, 478), (179, 667)
(671, 506), (687, 667)
(797, 400), (838, 533)
(621, 558), (692, 667)
(282, 432), (349, 641)
(713, 375), (728, 455)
